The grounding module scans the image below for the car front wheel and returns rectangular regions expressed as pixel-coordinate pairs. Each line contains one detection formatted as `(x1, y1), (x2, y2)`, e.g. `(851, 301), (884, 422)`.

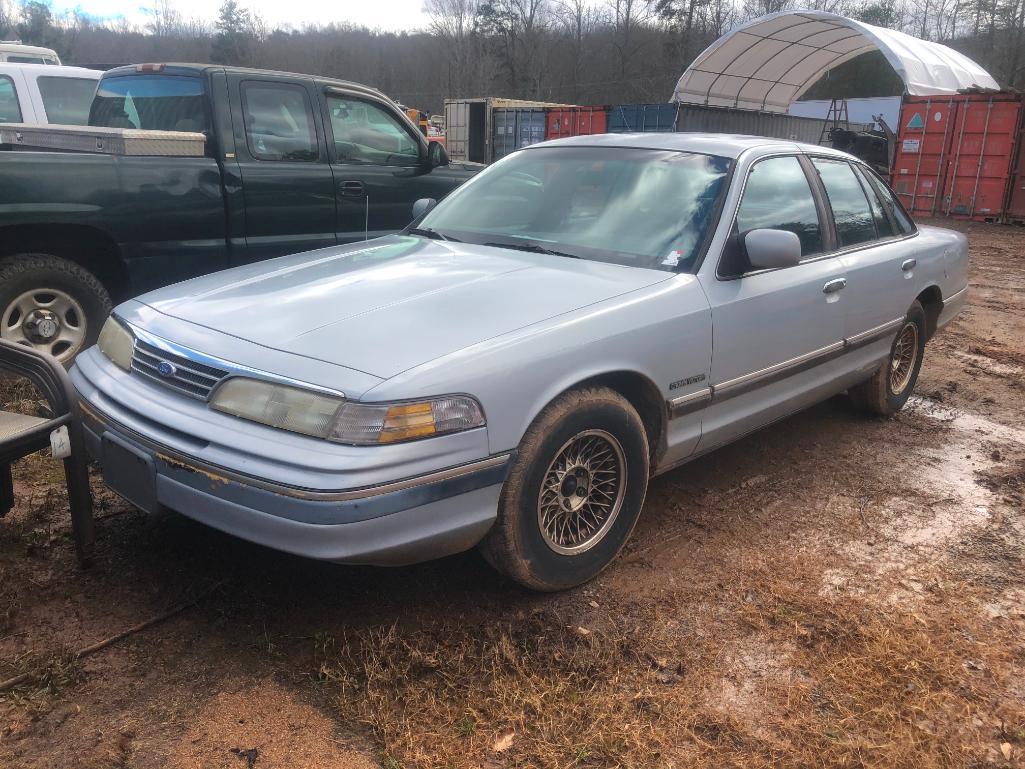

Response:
(481, 386), (649, 591)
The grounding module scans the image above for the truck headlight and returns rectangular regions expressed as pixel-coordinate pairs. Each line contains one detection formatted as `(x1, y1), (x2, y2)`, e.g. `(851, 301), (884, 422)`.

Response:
(209, 378), (485, 445)
(97, 316), (134, 371)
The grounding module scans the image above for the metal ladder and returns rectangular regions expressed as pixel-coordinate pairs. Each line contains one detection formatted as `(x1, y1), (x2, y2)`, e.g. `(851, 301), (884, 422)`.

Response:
(819, 98), (850, 145)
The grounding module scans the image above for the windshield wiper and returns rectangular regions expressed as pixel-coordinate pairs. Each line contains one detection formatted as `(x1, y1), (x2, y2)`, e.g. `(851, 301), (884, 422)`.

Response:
(482, 241), (579, 258)
(409, 227), (459, 242)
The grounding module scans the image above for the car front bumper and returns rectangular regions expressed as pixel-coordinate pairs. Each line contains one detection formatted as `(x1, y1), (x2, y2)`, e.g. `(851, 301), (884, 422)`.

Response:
(72, 363), (510, 566)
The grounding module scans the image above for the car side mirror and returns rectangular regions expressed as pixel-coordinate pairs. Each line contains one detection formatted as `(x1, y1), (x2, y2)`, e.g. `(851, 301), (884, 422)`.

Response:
(427, 140), (449, 169)
(412, 197), (437, 220)
(744, 229), (803, 271)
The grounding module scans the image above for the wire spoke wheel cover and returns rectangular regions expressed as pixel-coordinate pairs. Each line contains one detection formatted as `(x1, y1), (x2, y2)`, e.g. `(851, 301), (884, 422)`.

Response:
(537, 429), (627, 555)
(1, 287), (88, 363)
(889, 321), (919, 395)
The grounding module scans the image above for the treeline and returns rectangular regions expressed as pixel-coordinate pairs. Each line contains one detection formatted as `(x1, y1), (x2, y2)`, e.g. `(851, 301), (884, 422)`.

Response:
(1, 0), (1023, 114)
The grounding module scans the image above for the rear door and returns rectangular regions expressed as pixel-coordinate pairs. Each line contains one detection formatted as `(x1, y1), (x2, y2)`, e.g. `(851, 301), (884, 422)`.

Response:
(227, 73), (336, 262)
(696, 153), (847, 452)
(321, 90), (452, 241)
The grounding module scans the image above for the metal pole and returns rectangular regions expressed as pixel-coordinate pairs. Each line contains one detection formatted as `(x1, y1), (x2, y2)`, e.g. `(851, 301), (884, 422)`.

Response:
(968, 98), (994, 219)
(930, 98), (954, 216)
(946, 100), (969, 216)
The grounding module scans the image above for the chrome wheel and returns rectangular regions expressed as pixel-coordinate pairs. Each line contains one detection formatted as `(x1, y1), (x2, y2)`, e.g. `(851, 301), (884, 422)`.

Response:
(1, 288), (87, 363)
(537, 429), (627, 555)
(889, 321), (919, 394)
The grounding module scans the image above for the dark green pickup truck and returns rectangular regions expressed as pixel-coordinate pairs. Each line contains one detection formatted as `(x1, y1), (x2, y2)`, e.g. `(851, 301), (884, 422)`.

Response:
(0, 64), (479, 362)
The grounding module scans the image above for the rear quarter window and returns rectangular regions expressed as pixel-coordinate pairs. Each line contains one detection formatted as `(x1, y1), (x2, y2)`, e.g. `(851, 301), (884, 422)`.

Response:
(38, 76), (96, 125)
(0, 75), (22, 123)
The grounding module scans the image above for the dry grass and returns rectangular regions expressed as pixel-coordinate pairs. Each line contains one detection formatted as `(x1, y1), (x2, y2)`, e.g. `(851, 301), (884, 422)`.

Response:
(319, 554), (1024, 768)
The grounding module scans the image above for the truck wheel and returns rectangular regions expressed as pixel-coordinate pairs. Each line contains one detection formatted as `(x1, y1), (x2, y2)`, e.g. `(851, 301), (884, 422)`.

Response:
(849, 300), (926, 416)
(481, 387), (649, 591)
(0, 254), (112, 365)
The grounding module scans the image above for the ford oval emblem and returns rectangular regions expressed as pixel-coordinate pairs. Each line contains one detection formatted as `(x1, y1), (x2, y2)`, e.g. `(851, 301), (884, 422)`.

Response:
(157, 360), (177, 378)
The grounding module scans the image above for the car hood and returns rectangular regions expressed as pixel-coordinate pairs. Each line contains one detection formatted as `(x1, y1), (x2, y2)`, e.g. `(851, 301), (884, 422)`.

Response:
(138, 236), (673, 379)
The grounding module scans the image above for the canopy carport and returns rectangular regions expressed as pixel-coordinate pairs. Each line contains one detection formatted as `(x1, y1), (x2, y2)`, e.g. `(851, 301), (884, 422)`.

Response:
(671, 11), (998, 113)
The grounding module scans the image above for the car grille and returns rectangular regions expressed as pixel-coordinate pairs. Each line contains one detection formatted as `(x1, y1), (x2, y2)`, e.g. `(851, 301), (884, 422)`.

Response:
(131, 340), (228, 400)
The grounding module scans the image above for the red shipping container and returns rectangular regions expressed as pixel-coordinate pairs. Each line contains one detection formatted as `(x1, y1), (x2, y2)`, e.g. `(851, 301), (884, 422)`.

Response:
(944, 94), (1022, 220)
(892, 93), (1023, 221)
(545, 106), (608, 140)
(1007, 107), (1025, 223)
(892, 96), (960, 217)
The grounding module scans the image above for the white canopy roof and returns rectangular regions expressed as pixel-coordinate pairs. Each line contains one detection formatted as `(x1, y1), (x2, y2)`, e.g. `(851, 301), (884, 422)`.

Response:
(672, 11), (999, 114)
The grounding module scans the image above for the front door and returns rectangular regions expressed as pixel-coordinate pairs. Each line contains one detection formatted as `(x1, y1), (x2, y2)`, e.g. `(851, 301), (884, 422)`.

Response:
(228, 75), (336, 263)
(697, 154), (847, 452)
(322, 92), (451, 241)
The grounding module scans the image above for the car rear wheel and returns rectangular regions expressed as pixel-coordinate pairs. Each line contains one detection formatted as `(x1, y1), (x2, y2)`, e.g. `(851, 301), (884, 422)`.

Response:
(0, 254), (111, 366)
(849, 300), (926, 416)
(481, 386), (649, 591)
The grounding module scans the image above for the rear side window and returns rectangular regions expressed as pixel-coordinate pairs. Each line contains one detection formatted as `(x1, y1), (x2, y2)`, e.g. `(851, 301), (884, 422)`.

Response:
(861, 168), (916, 235)
(736, 155), (823, 257)
(38, 76), (96, 125)
(7, 56), (45, 64)
(812, 159), (877, 247)
(851, 164), (894, 238)
(242, 81), (317, 162)
(0, 76), (21, 122)
(90, 75), (207, 133)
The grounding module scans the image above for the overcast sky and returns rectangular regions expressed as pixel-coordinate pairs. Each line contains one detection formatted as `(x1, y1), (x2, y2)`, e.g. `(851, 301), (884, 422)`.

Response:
(49, 0), (432, 32)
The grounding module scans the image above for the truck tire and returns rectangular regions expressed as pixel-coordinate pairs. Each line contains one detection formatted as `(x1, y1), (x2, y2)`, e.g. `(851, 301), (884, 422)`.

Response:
(480, 387), (649, 591)
(849, 300), (927, 416)
(0, 254), (112, 365)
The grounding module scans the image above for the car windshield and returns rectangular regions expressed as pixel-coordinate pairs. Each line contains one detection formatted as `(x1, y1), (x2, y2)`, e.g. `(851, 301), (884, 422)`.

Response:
(419, 146), (731, 272)
(89, 74), (207, 133)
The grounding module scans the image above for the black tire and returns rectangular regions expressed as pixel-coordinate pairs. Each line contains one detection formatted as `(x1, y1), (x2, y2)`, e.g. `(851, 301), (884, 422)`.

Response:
(481, 386), (649, 591)
(0, 254), (111, 365)
(849, 300), (927, 416)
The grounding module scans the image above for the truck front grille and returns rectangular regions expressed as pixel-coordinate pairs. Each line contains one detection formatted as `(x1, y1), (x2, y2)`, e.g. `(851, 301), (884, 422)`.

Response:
(131, 340), (228, 400)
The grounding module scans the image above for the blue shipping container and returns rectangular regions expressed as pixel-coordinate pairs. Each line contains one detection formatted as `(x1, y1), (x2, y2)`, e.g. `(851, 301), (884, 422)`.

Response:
(608, 103), (679, 133)
(492, 108), (547, 160)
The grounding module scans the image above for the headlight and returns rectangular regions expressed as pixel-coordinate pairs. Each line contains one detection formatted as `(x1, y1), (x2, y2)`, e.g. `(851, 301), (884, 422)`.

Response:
(97, 316), (134, 371)
(209, 378), (485, 445)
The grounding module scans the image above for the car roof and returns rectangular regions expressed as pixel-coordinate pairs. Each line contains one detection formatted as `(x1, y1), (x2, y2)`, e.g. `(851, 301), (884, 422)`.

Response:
(102, 63), (388, 100)
(532, 131), (853, 161)
(0, 63), (100, 78)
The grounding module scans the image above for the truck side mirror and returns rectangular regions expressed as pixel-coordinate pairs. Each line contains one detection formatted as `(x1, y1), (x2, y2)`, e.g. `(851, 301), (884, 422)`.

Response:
(427, 140), (449, 169)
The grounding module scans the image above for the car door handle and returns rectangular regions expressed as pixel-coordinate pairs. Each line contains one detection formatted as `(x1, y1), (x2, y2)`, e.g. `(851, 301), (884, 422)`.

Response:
(901, 258), (917, 272)
(339, 180), (365, 197)
(822, 278), (847, 294)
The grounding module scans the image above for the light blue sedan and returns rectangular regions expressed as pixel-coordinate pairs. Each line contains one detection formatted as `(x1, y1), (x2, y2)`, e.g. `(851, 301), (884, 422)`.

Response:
(71, 133), (968, 590)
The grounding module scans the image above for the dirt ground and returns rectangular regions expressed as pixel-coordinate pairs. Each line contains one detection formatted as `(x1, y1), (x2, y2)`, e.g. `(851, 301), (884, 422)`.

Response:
(1, 218), (1023, 768)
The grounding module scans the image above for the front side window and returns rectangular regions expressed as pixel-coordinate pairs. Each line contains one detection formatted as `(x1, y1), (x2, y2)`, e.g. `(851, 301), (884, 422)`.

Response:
(327, 96), (419, 166)
(420, 146), (730, 272)
(0, 76), (21, 123)
(90, 75), (207, 132)
(812, 158), (877, 248)
(242, 81), (317, 162)
(38, 76), (96, 125)
(736, 155), (823, 258)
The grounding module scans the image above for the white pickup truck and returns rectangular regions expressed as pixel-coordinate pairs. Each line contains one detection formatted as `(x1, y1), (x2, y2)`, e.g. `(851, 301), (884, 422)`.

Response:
(0, 63), (100, 125)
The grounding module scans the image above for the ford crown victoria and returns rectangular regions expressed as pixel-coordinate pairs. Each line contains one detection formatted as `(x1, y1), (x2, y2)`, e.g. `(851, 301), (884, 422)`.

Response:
(71, 133), (968, 590)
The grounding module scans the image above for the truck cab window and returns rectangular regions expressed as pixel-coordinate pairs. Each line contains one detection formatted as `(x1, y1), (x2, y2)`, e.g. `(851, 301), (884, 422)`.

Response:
(38, 77), (96, 125)
(0, 76), (21, 123)
(90, 75), (207, 133)
(327, 96), (420, 166)
(242, 82), (318, 162)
